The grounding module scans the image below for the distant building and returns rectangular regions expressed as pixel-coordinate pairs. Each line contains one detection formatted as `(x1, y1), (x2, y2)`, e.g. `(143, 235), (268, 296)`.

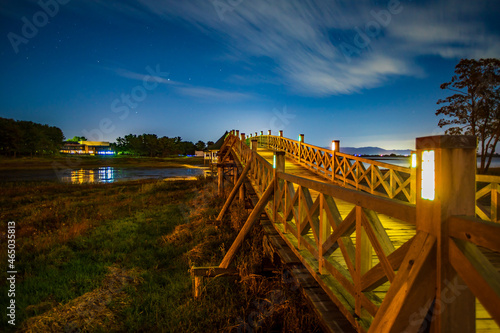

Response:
(204, 131), (227, 163)
(60, 141), (114, 155)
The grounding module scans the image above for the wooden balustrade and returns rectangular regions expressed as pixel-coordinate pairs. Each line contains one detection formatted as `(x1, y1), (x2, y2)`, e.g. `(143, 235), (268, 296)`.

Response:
(216, 131), (500, 332)
(258, 132), (500, 223)
(265, 134), (415, 203)
(476, 175), (500, 223)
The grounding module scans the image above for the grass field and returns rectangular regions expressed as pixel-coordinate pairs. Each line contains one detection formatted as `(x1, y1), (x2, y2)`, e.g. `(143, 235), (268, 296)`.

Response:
(0, 170), (320, 332)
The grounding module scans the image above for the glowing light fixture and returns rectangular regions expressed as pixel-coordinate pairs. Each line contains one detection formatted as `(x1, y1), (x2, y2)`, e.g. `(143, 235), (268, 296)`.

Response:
(273, 155), (276, 169)
(411, 153), (417, 168)
(421, 150), (435, 200)
(298, 136), (302, 142)
(332, 141), (336, 151)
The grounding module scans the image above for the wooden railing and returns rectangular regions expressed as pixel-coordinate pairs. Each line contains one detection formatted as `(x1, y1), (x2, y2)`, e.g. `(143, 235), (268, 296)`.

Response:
(255, 134), (416, 204)
(476, 175), (500, 222)
(224, 131), (500, 332)
(246, 133), (500, 223)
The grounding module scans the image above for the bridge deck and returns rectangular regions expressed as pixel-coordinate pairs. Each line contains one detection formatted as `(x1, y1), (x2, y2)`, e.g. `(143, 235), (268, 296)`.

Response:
(254, 147), (499, 333)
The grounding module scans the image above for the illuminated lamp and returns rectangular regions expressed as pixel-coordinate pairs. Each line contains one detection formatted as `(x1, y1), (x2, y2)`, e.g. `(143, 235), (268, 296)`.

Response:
(421, 150), (435, 200)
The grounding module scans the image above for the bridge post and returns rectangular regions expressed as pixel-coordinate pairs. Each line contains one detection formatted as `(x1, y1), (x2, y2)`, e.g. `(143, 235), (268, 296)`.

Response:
(298, 134), (304, 163)
(410, 150), (417, 204)
(236, 130), (239, 137)
(217, 163), (224, 198)
(267, 130), (271, 148)
(240, 133), (246, 147)
(416, 135), (476, 333)
(331, 140), (340, 182)
(239, 177), (246, 205)
(251, 139), (258, 152)
(233, 164), (238, 185)
(273, 151), (285, 223)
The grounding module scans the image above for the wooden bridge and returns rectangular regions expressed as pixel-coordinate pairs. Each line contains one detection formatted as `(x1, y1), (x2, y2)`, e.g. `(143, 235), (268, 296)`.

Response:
(192, 130), (500, 332)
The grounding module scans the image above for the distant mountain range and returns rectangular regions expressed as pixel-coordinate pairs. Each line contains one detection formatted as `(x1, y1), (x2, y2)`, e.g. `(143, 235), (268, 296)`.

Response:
(337, 146), (413, 156)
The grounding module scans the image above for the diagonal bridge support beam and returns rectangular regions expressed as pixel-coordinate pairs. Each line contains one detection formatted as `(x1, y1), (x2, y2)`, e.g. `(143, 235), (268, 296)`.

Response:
(219, 178), (275, 269)
(216, 156), (253, 222)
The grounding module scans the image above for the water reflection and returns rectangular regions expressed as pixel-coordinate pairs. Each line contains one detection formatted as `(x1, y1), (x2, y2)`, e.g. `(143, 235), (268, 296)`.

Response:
(62, 167), (115, 184)
(57, 167), (205, 184)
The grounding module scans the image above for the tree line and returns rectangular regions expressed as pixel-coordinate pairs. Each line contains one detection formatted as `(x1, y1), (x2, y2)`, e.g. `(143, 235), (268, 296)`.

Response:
(112, 134), (210, 157)
(0, 117), (213, 158)
(0, 117), (64, 157)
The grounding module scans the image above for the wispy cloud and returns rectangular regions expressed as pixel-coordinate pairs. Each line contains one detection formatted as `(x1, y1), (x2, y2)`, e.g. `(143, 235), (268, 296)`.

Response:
(103, 67), (174, 85)
(175, 86), (255, 101)
(96, 0), (500, 96)
(103, 66), (253, 101)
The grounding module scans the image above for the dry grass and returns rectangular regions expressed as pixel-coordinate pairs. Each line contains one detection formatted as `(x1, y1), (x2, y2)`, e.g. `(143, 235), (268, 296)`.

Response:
(1, 174), (321, 332)
(20, 266), (143, 333)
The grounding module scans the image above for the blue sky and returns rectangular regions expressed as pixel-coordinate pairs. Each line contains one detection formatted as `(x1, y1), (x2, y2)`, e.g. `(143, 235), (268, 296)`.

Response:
(1, 0), (499, 149)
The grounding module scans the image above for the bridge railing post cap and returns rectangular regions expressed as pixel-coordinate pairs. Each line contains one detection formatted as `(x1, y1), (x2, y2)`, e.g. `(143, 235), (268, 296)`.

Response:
(416, 135), (476, 150)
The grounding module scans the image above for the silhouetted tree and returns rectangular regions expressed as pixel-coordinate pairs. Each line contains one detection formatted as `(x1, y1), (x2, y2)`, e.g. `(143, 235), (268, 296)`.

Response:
(195, 140), (206, 151)
(67, 136), (87, 142)
(113, 133), (199, 157)
(436, 58), (500, 173)
(0, 118), (64, 157)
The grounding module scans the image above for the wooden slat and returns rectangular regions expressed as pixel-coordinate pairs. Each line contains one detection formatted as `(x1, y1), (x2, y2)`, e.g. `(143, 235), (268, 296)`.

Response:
(368, 231), (437, 333)
(361, 236), (414, 291)
(323, 195), (356, 278)
(219, 178), (275, 269)
(279, 171), (416, 224)
(477, 175), (500, 183)
(448, 216), (500, 252)
(216, 157), (253, 221)
(361, 212), (395, 284)
(323, 208), (356, 256)
(450, 238), (500, 326)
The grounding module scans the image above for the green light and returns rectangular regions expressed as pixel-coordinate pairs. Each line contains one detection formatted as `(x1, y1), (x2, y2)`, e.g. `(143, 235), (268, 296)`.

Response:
(273, 155), (276, 169)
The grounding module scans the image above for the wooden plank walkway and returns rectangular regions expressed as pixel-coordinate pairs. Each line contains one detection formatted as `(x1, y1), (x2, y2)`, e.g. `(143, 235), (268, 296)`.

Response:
(254, 147), (500, 333)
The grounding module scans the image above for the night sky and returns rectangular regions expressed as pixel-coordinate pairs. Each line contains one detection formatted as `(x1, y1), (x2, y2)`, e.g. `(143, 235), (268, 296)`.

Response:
(1, 0), (499, 149)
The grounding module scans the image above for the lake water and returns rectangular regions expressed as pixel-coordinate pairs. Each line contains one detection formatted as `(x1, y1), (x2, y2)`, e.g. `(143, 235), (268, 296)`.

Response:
(0, 167), (206, 184)
(364, 156), (500, 169)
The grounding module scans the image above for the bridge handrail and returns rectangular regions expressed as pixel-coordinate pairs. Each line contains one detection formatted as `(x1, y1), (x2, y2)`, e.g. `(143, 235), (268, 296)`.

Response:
(248, 132), (499, 223)
(254, 134), (415, 204)
(231, 132), (417, 330)
(476, 174), (500, 222)
(224, 131), (500, 331)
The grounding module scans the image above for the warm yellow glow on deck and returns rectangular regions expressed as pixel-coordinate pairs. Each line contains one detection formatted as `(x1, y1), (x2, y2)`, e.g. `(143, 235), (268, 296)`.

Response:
(421, 150), (435, 200)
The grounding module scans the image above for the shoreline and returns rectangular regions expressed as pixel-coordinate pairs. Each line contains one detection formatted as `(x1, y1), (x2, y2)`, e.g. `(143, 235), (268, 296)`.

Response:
(0, 155), (205, 171)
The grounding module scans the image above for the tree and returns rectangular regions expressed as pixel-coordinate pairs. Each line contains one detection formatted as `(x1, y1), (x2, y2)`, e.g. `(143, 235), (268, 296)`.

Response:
(195, 140), (206, 151)
(436, 58), (500, 174)
(67, 136), (87, 142)
(142, 134), (159, 157)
